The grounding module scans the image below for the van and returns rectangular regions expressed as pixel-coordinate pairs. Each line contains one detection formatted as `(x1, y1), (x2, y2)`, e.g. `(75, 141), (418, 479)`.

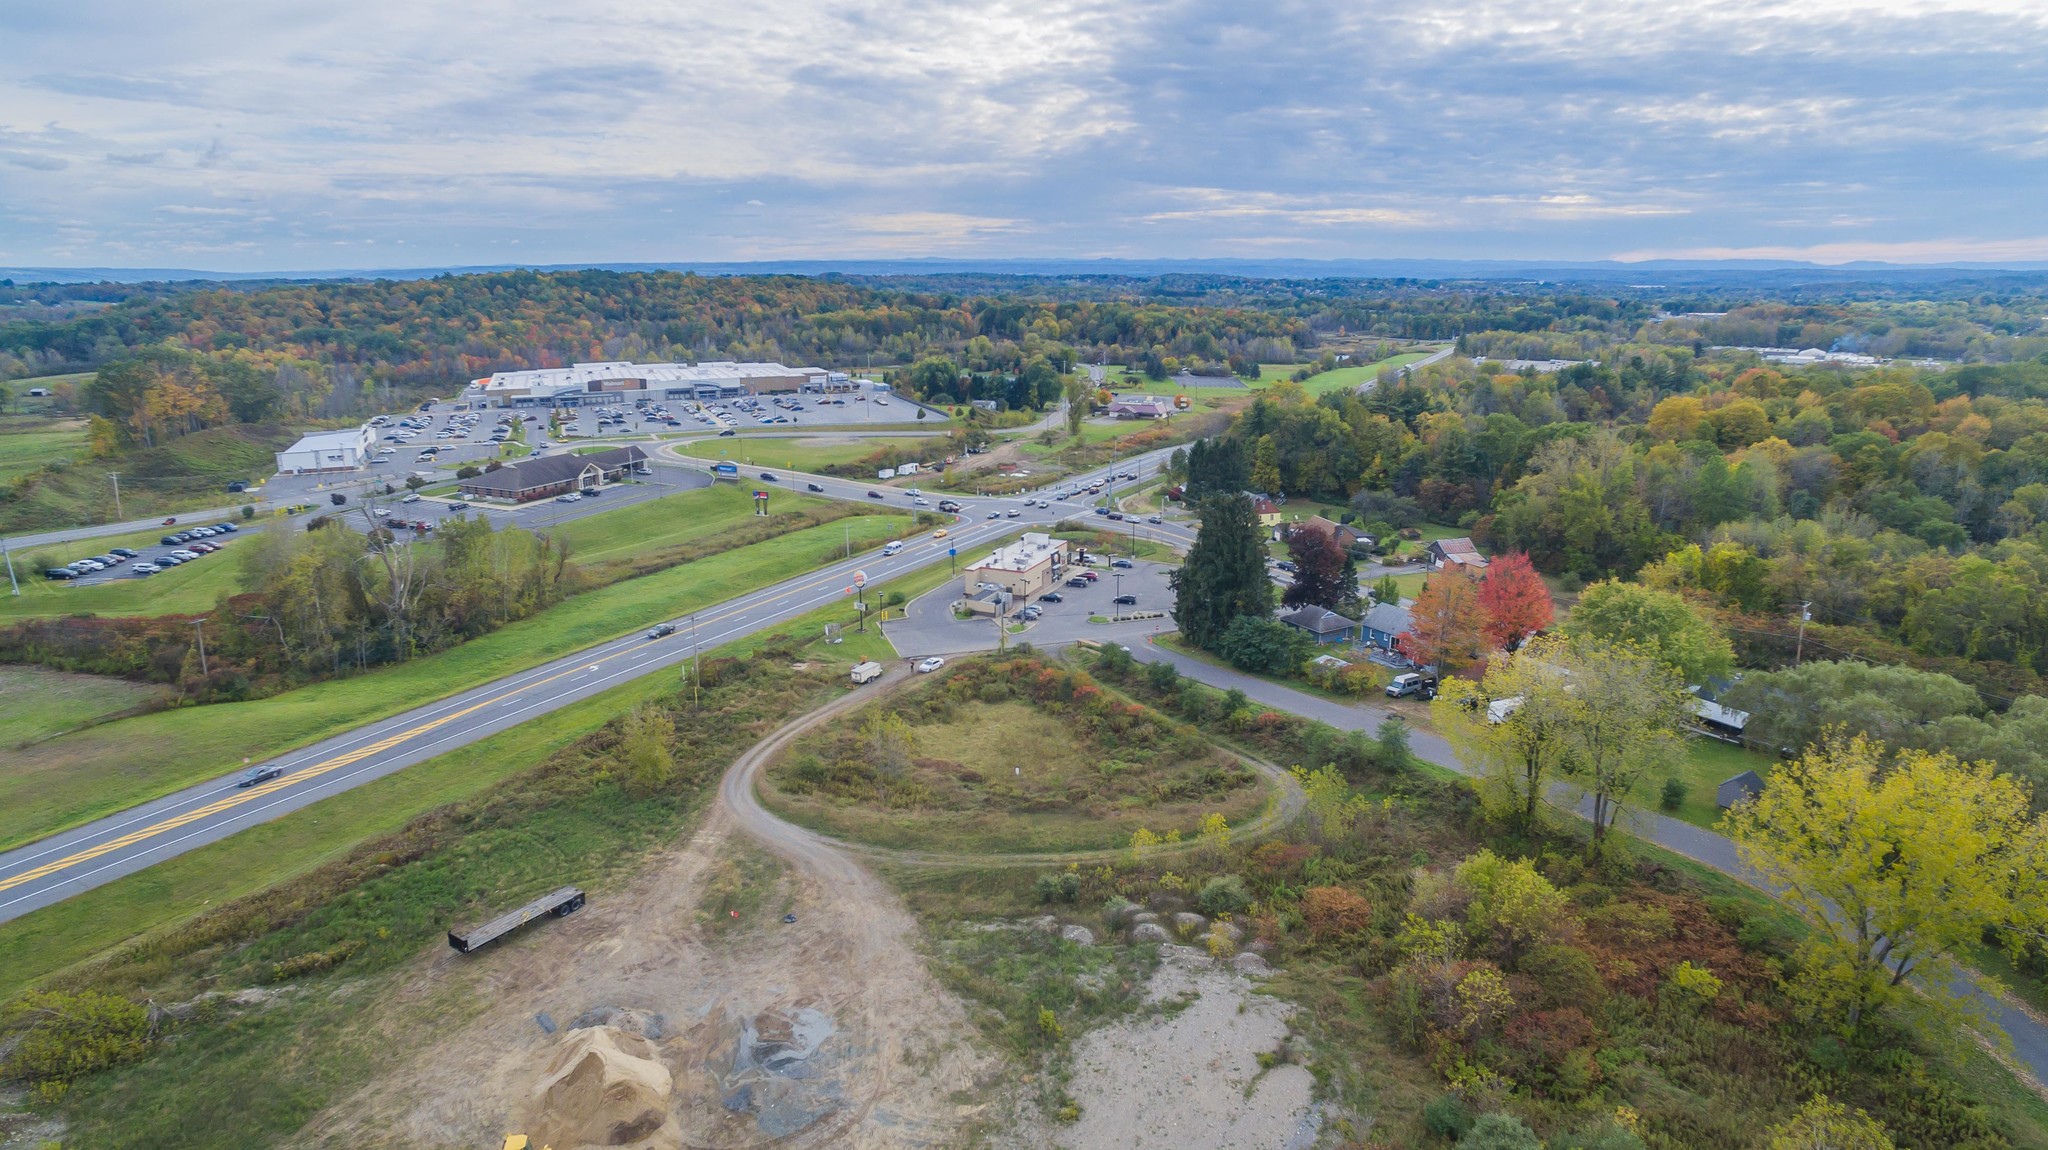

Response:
(882, 541), (905, 556)
(1386, 673), (1438, 700)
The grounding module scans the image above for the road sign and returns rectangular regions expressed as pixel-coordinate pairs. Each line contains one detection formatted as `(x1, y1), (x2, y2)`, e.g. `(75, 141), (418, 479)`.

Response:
(948, 547), (957, 556)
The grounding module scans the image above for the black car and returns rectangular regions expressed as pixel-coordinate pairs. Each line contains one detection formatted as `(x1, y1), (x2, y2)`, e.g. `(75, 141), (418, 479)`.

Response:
(759, 472), (779, 481)
(1066, 576), (1091, 588)
(1111, 558), (1134, 569)
(1112, 595), (1138, 605)
(43, 567), (76, 580)
(1038, 591), (1064, 602)
(237, 764), (283, 788)
(807, 482), (825, 492)
(110, 546), (139, 558)
(718, 429), (737, 437)
(867, 490), (884, 499)
(160, 534), (185, 546)
(645, 622), (677, 640)
(213, 522), (239, 532)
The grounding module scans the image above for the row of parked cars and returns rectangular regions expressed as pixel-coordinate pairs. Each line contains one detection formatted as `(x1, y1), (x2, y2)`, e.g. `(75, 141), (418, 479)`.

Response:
(43, 521), (240, 580)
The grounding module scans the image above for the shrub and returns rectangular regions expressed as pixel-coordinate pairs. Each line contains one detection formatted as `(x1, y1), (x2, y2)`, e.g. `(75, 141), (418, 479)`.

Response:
(240, 504), (255, 519)
(1519, 943), (1604, 1008)
(1553, 1121), (1646, 1150)
(1460, 1113), (1542, 1150)
(1659, 776), (1687, 811)
(456, 465), (482, 479)
(1, 989), (151, 1086)
(1197, 874), (1251, 915)
(1301, 886), (1373, 942)
(1423, 1093), (1476, 1140)
(1035, 871), (1082, 904)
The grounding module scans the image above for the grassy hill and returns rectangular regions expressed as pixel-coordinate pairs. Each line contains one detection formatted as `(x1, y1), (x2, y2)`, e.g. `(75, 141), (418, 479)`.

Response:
(0, 423), (291, 534)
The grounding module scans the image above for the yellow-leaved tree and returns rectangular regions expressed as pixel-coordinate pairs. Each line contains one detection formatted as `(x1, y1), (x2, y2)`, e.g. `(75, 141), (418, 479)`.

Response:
(1724, 734), (2048, 1040)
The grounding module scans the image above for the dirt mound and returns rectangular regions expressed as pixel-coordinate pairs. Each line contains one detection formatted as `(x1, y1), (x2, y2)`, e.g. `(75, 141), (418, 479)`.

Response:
(528, 1026), (678, 1149)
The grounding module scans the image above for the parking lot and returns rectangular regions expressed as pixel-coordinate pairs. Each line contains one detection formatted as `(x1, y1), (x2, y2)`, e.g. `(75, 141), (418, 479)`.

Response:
(883, 554), (1179, 657)
(47, 518), (251, 586)
(559, 388), (945, 439)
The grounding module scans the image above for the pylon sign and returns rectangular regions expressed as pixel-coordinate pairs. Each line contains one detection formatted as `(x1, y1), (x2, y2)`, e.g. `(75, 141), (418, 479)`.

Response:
(753, 490), (769, 516)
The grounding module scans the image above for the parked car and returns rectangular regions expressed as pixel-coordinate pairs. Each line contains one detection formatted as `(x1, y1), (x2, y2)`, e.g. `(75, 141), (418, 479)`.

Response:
(43, 568), (76, 580)
(109, 547), (139, 558)
(916, 657), (946, 674)
(1078, 570), (1100, 582)
(155, 554), (185, 566)
(1111, 558), (1134, 569)
(646, 622), (677, 640)
(90, 554), (124, 565)
(1065, 576), (1091, 588)
(160, 535), (185, 546)
(212, 522), (239, 533)
(1037, 591), (1063, 603)
(555, 492), (583, 503)
(1020, 605), (1042, 620)
(171, 550), (201, 561)
(237, 764), (283, 788)
(401, 492), (422, 503)
(1386, 673), (1439, 700)
(130, 563), (161, 575)
(1112, 594), (1138, 605)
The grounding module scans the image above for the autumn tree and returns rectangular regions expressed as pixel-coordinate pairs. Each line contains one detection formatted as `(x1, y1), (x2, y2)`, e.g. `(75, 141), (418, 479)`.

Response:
(1281, 524), (1358, 613)
(1766, 1096), (1895, 1150)
(1401, 573), (1489, 671)
(1554, 640), (1691, 857)
(860, 710), (918, 777)
(1565, 579), (1733, 684)
(1171, 494), (1273, 650)
(617, 703), (677, 795)
(1434, 634), (1578, 836)
(1475, 550), (1552, 649)
(1302, 886), (1374, 941)
(1726, 735), (2048, 1039)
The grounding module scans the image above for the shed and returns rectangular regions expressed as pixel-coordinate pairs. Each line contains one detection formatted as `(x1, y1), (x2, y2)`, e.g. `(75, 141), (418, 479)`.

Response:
(1716, 770), (1765, 809)
(1278, 605), (1358, 644)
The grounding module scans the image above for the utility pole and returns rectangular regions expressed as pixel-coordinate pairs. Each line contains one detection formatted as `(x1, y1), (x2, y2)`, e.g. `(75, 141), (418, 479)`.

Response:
(108, 473), (123, 520)
(690, 612), (700, 710)
(1, 535), (17, 596)
(1794, 601), (1813, 667)
(191, 618), (209, 676)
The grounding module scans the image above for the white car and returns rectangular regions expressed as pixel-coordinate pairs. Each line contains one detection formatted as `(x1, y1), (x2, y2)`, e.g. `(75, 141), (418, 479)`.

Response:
(916, 657), (945, 674)
(401, 493), (422, 503)
(556, 492), (583, 503)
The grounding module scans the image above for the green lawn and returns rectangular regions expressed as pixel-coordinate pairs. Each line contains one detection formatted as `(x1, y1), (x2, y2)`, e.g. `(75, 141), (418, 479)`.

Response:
(671, 434), (940, 472)
(0, 544), (958, 1000)
(549, 483), (829, 566)
(0, 667), (169, 748)
(0, 511), (913, 851)
(0, 416), (90, 484)
(1660, 736), (1774, 830)
(2, 533), (253, 619)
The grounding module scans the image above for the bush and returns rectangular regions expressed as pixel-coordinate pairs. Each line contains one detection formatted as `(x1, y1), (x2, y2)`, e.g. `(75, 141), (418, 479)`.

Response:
(1196, 874), (1251, 915)
(1216, 616), (1312, 676)
(456, 465), (482, 479)
(1301, 886), (1373, 941)
(1659, 776), (1687, 811)
(1423, 1093), (1475, 1140)
(1035, 872), (1081, 904)
(240, 504), (255, 519)
(1460, 1113), (1542, 1150)
(1, 989), (151, 1085)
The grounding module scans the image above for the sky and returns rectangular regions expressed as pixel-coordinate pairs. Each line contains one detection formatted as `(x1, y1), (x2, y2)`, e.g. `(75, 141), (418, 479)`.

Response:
(3, 0), (2046, 271)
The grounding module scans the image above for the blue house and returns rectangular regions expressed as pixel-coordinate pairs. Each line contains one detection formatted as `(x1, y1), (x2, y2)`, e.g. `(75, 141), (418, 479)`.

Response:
(1278, 605), (1358, 645)
(1360, 600), (1414, 648)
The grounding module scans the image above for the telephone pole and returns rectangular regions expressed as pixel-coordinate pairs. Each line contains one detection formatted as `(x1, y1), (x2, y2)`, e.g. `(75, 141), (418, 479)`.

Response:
(191, 618), (209, 676)
(108, 473), (123, 520)
(1, 535), (18, 596)
(1794, 601), (1813, 667)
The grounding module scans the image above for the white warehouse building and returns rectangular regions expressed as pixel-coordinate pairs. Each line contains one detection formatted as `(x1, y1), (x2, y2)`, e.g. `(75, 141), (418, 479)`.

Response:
(274, 425), (374, 475)
(474, 361), (838, 407)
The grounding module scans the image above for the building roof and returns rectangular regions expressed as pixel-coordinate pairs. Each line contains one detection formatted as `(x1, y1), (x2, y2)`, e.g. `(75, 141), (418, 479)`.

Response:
(1251, 497), (1281, 516)
(1279, 605), (1358, 635)
(477, 360), (822, 395)
(964, 531), (1065, 573)
(1361, 600), (1413, 636)
(1293, 515), (1363, 545)
(1429, 537), (1488, 567)
(460, 446), (646, 495)
(282, 427), (368, 453)
(1716, 770), (1766, 808)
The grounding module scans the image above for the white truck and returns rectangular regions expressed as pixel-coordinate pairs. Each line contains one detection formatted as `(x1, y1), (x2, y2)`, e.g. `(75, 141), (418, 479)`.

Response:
(877, 467), (897, 480)
(850, 661), (885, 684)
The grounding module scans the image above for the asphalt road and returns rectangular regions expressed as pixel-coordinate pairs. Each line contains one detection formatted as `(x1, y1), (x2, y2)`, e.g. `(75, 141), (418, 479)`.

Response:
(0, 447), (1179, 922)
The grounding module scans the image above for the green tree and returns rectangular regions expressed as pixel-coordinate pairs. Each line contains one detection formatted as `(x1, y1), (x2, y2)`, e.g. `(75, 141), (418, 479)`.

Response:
(1765, 1095), (1895, 1150)
(1171, 494), (1274, 650)
(1063, 374), (1090, 435)
(1216, 615), (1312, 675)
(617, 703), (677, 795)
(1554, 639), (1691, 857)
(1726, 735), (2048, 1039)
(1434, 634), (1579, 836)
(404, 474), (427, 491)
(1564, 579), (1733, 684)
(1251, 434), (1281, 493)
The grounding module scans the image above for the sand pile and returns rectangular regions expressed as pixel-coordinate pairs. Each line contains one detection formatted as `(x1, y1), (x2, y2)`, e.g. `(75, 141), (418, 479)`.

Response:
(528, 1026), (679, 1149)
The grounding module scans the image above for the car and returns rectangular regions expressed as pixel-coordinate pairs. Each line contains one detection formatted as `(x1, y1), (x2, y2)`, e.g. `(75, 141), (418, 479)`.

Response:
(109, 547), (138, 558)
(718, 429), (737, 437)
(913, 497), (929, 506)
(401, 493), (422, 504)
(1005, 508), (1021, 518)
(882, 540), (905, 556)
(91, 554), (123, 565)
(191, 527), (217, 537)
(807, 482), (825, 492)
(1037, 591), (1063, 603)
(582, 486), (601, 496)
(1112, 594), (1138, 605)
(1106, 512), (1125, 521)
(1066, 576), (1091, 588)
(1275, 559), (1298, 572)
(915, 657), (946, 674)
(1020, 606), (1042, 620)
(172, 550), (201, 561)
(1111, 558), (1134, 569)
(556, 492), (583, 503)
(934, 528), (948, 538)
(867, 490), (884, 499)
(130, 563), (161, 575)
(187, 542), (218, 554)
(646, 622), (677, 640)
(1092, 507), (1111, 516)
(236, 764), (283, 788)
(68, 559), (104, 573)
(1147, 515), (1163, 524)
(1078, 570), (1100, 582)
(43, 567), (76, 580)
(212, 522), (238, 533)
(155, 554), (184, 566)
(759, 471), (779, 482)
(1386, 673), (1438, 700)
(987, 510), (1002, 519)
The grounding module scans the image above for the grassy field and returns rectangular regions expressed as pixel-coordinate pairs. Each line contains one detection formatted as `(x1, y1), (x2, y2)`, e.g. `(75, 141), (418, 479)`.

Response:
(0, 543), (959, 1001)
(0, 423), (290, 535)
(0, 415), (89, 483)
(0, 667), (169, 748)
(0, 510), (913, 851)
(549, 483), (828, 567)
(672, 434), (940, 472)
(762, 692), (1269, 853)
(1662, 736), (1775, 830)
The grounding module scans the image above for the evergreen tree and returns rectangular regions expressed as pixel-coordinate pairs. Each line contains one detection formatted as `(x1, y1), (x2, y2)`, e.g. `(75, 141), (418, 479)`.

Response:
(1185, 436), (1250, 500)
(1172, 494), (1274, 650)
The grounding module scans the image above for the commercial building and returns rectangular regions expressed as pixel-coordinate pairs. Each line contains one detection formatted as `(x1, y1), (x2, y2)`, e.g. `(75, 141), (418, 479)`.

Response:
(474, 361), (831, 407)
(275, 425), (373, 475)
(960, 532), (1069, 611)
(457, 446), (649, 502)
(1106, 395), (1175, 420)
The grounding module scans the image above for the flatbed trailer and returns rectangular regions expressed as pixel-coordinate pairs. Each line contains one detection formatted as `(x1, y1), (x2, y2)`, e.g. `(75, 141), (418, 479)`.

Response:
(448, 885), (586, 953)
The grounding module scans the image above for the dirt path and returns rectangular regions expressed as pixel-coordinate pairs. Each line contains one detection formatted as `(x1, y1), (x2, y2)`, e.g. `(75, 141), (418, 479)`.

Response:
(301, 672), (992, 1150)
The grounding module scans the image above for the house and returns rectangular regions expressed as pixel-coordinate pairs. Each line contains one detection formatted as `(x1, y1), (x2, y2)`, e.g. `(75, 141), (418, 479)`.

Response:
(1251, 497), (1284, 528)
(1425, 537), (1488, 572)
(1360, 599), (1414, 648)
(1716, 771), (1765, 809)
(457, 445), (649, 502)
(1278, 605), (1358, 645)
(1690, 677), (1751, 737)
(1290, 515), (1369, 551)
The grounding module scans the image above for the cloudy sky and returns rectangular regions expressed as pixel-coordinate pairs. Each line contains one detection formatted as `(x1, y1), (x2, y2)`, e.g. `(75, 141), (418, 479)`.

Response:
(4, 0), (2045, 271)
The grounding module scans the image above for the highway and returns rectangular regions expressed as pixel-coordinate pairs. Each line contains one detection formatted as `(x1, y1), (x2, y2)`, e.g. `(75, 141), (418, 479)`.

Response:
(0, 446), (1179, 922)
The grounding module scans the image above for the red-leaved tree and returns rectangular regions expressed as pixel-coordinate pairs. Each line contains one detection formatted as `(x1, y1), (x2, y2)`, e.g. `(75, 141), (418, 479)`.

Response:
(1399, 573), (1488, 671)
(1476, 551), (1554, 650)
